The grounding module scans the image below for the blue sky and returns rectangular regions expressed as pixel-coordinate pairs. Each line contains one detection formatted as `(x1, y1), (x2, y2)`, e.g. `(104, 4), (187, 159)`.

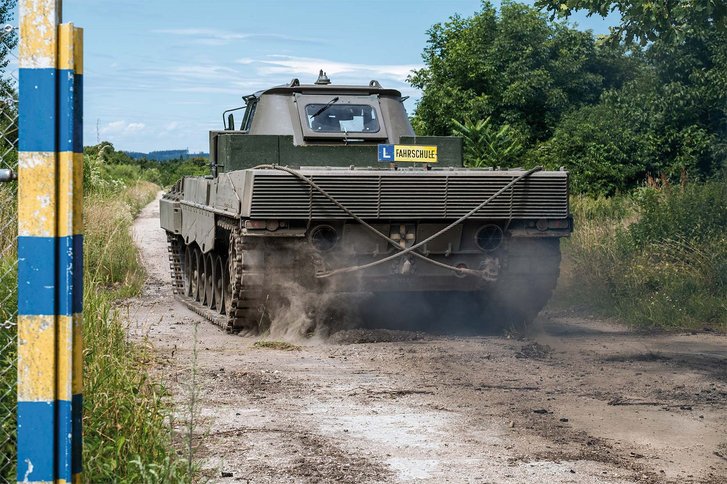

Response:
(61, 0), (618, 153)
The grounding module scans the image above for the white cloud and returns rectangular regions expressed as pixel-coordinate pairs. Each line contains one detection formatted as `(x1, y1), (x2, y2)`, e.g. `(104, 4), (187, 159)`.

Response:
(231, 55), (423, 115)
(240, 55), (422, 85)
(100, 120), (146, 136)
(135, 64), (240, 82)
(162, 121), (180, 133)
(153, 28), (322, 46)
(170, 86), (243, 95)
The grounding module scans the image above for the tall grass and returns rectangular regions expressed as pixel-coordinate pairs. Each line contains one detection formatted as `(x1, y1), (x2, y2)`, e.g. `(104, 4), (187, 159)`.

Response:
(1, 178), (188, 482)
(84, 289), (187, 481)
(82, 180), (188, 482)
(84, 181), (157, 297)
(0, 184), (17, 481)
(555, 181), (727, 331)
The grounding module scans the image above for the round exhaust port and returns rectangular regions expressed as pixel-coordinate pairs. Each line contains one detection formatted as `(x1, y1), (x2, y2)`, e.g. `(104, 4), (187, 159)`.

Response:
(475, 225), (504, 252)
(309, 225), (338, 251)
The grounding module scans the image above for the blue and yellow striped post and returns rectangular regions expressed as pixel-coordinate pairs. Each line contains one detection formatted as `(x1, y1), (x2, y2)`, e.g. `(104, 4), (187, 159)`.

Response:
(17, 1), (83, 482)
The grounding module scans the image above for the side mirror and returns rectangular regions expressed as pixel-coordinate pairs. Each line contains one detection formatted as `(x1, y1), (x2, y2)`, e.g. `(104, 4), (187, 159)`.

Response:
(227, 113), (235, 131)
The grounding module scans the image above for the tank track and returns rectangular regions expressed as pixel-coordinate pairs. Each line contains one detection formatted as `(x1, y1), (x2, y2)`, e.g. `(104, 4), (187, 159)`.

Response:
(166, 218), (268, 334)
(167, 232), (185, 295)
(482, 237), (561, 331)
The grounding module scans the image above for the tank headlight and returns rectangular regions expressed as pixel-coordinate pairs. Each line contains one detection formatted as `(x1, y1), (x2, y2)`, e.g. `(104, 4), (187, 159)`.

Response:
(475, 224), (504, 252)
(309, 225), (338, 251)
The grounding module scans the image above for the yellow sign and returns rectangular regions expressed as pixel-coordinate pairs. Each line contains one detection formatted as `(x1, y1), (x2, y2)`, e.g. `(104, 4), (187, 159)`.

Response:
(378, 144), (438, 163)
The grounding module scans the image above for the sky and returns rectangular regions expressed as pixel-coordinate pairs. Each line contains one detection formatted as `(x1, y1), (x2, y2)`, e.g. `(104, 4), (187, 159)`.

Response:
(57, 0), (619, 153)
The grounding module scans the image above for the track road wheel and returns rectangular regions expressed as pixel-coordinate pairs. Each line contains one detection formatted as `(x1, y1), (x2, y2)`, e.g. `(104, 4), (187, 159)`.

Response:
(183, 245), (193, 297)
(222, 265), (233, 316)
(214, 256), (225, 314)
(199, 249), (209, 306)
(191, 246), (201, 302)
(205, 252), (215, 309)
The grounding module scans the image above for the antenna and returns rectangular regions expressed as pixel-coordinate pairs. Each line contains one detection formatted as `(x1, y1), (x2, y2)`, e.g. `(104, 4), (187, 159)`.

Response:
(315, 69), (331, 85)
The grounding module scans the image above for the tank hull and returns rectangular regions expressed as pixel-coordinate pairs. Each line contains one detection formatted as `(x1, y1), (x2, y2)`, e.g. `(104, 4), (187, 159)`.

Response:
(161, 168), (569, 334)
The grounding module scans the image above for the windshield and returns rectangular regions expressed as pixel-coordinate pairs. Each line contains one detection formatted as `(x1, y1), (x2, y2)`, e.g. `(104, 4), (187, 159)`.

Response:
(305, 104), (380, 133)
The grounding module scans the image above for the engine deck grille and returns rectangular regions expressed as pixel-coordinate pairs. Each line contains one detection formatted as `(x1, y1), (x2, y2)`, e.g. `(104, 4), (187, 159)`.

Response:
(249, 169), (568, 220)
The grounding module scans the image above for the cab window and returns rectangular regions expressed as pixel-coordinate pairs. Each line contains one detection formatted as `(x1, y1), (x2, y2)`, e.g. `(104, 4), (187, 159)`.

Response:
(305, 104), (380, 133)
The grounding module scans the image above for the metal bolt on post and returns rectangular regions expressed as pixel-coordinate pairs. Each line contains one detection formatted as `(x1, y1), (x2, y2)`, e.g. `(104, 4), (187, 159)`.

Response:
(0, 168), (16, 182)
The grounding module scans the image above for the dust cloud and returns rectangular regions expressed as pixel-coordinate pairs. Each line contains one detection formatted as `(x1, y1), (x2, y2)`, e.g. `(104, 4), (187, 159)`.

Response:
(255, 234), (557, 341)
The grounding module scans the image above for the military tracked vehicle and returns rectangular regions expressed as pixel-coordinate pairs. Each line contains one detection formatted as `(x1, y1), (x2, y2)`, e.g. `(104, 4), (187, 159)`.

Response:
(160, 72), (572, 333)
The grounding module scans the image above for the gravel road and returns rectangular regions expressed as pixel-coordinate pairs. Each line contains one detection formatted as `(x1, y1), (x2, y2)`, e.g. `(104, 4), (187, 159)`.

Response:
(126, 195), (726, 483)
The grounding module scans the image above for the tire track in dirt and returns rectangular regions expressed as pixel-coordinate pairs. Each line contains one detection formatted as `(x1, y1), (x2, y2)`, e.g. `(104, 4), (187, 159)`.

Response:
(123, 195), (726, 483)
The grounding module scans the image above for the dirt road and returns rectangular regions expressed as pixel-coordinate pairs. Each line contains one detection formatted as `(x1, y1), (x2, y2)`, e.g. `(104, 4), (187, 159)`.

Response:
(126, 196), (726, 483)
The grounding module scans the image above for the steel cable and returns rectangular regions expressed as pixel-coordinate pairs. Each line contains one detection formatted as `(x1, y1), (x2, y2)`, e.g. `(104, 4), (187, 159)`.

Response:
(252, 164), (542, 278)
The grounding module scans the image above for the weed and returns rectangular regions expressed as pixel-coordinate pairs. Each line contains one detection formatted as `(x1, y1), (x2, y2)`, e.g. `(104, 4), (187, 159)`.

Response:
(253, 340), (302, 351)
(83, 290), (186, 482)
(84, 180), (159, 298)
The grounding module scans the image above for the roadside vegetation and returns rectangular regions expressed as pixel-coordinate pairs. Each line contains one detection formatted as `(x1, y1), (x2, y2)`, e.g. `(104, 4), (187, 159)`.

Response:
(0, 152), (190, 481)
(411, 1), (726, 331)
(555, 181), (726, 331)
(1, 0), (724, 477)
(83, 172), (189, 482)
(0, 184), (17, 480)
(85, 141), (209, 188)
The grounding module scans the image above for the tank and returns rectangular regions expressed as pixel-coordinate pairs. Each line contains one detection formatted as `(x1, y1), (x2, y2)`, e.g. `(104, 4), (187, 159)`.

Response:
(160, 71), (573, 334)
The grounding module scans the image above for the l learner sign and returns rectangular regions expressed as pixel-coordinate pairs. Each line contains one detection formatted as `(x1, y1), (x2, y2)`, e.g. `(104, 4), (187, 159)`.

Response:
(378, 144), (438, 163)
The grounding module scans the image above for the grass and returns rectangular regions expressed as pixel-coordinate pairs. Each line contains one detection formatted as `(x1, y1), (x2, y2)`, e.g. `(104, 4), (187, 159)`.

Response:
(253, 340), (302, 351)
(84, 181), (158, 298)
(83, 288), (187, 482)
(82, 180), (189, 482)
(0, 184), (17, 481)
(0, 179), (190, 482)
(553, 180), (727, 331)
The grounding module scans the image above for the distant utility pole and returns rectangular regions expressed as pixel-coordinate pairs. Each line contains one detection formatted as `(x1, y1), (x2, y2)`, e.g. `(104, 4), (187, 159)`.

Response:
(96, 118), (100, 144)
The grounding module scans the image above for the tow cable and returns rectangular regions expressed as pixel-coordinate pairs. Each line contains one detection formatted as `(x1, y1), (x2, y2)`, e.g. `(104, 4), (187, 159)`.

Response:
(252, 164), (542, 279)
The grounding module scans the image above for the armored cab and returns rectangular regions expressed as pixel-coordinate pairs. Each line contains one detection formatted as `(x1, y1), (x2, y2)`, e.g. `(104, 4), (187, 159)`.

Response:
(160, 72), (572, 333)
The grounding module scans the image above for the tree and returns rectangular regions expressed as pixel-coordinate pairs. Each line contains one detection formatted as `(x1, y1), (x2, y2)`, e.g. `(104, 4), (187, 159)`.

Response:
(451, 117), (523, 168)
(533, 81), (658, 195)
(534, 0), (727, 189)
(412, 1), (725, 194)
(536, 0), (727, 45)
(409, 1), (637, 144)
(0, 0), (17, 170)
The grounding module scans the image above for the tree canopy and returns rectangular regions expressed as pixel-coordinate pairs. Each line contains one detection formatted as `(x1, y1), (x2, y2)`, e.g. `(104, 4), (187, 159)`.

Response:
(409, 2), (637, 142)
(536, 0), (727, 45)
(411, 1), (726, 195)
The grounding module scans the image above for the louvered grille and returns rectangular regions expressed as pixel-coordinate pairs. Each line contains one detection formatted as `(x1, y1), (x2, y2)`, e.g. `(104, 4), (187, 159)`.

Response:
(249, 170), (568, 220)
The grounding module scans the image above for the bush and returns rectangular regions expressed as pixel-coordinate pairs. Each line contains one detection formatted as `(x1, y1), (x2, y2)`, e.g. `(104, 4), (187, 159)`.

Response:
(628, 182), (727, 246)
(555, 180), (726, 330)
(451, 117), (524, 168)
